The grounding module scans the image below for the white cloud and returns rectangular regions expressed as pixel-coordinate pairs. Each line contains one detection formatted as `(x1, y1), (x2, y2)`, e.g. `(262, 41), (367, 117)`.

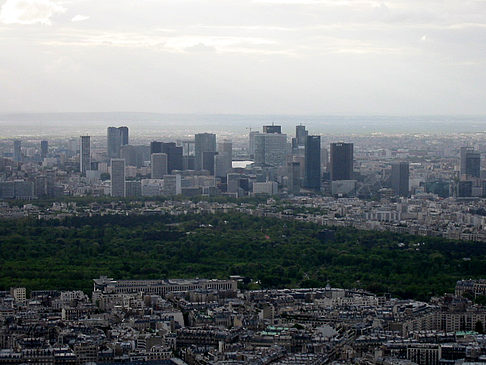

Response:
(71, 14), (89, 22)
(0, 0), (65, 25)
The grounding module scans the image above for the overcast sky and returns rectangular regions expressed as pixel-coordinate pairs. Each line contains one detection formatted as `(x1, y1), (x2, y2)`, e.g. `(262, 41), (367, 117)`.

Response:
(0, 0), (485, 115)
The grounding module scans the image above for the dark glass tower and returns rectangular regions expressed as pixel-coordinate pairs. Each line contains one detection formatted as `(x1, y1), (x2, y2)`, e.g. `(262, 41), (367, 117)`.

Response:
(40, 140), (48, 159)
(330, 142), (353, 181)
(195, 133), (216, 171)
(304, 135), (321, 190)
(391, 161), (409, 197)
(460, 147), (480, 179)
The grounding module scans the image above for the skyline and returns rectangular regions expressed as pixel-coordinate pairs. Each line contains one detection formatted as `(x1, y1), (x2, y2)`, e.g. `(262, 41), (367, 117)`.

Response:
(2, 113), (486, 138)
(0, 0), (485, 115)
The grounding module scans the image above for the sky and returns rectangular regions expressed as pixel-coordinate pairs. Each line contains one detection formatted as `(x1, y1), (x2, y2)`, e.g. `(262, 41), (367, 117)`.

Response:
(0, 0), (486, 115)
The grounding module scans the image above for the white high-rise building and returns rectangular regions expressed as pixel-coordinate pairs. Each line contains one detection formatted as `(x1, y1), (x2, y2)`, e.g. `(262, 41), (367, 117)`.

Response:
(151, 153), (168, 179)
(80, 136), (91, 176)
(110, 159), (125, 197)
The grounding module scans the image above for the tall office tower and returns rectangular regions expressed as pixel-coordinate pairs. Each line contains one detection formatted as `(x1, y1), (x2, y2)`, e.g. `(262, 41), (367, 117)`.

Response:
(263, 125), (282, 134)
(110, 159), (125, 197)
(161, 142), (183, 173)
(181, 140), (195, 170)
(40, 140), (48, 159)
(304, 135), (321, 190)
(80, 136), (91, 176)
(107, 127), (122, 159)
(460, 147), (480, 179)
(118, 126), (129, 146)
(195, 133), (216, 171)
(249, 131), (259, 158)
(292, 125), (308, 156)
(254, 133), (288, 167)
(215, 140), (232, 178)
(330, 142), (353, 181)
(151, 153), (168, 179)
(13, 140), (21, 162)
(295, 125), (308, 146)
(150, 141), (163, 155)
(391, 161), (410, 197)
(288, 161), (301, 194)
(120, 145), (137, 167)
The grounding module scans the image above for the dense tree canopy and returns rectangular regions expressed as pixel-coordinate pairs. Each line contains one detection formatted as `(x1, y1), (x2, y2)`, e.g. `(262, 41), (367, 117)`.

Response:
(1, 212), (486, 300)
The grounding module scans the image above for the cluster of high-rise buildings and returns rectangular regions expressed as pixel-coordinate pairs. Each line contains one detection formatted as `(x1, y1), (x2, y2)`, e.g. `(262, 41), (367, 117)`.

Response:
(3, 124), (486, 201)
(75, 124), (364, 199)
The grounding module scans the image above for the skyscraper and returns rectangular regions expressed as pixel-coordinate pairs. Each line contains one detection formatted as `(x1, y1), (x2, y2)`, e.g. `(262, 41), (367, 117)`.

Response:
(195, 133), (216, 171)
(215, 140), (233, 178)
(40, 140), (48, 159)
(107, 127), (122, 159)
(150, 141), (163, 155)
(330, 143), (353, 181)
(13, 140), (21, 162)
(391, 161), (409, 197)
(292, 125), (308, 156)
(118, 126), (129, 146)
(248, 131), (259, 158)
(304, 135), (321, 190)
(151, 153), (168, 179)
(80, 136), (91, 176)
(460, 147), (480, 179)
(161, 142), (183, 173)
(107, 126), (129, 159)
(254, 133), (288, 167)
(288, 161), (301, 194)
(110, 159), (125, 197)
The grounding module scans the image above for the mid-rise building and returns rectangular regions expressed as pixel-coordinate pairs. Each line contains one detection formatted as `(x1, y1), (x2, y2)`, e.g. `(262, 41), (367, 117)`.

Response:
(93, 276), (237, 297)
(163, 174), (182, 196)
(125, 180), (142, 197)
(253, 181), (278, 195)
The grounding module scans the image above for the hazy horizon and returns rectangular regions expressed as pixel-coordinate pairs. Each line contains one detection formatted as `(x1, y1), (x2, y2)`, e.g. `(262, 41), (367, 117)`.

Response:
(1, 112), (486, 137)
